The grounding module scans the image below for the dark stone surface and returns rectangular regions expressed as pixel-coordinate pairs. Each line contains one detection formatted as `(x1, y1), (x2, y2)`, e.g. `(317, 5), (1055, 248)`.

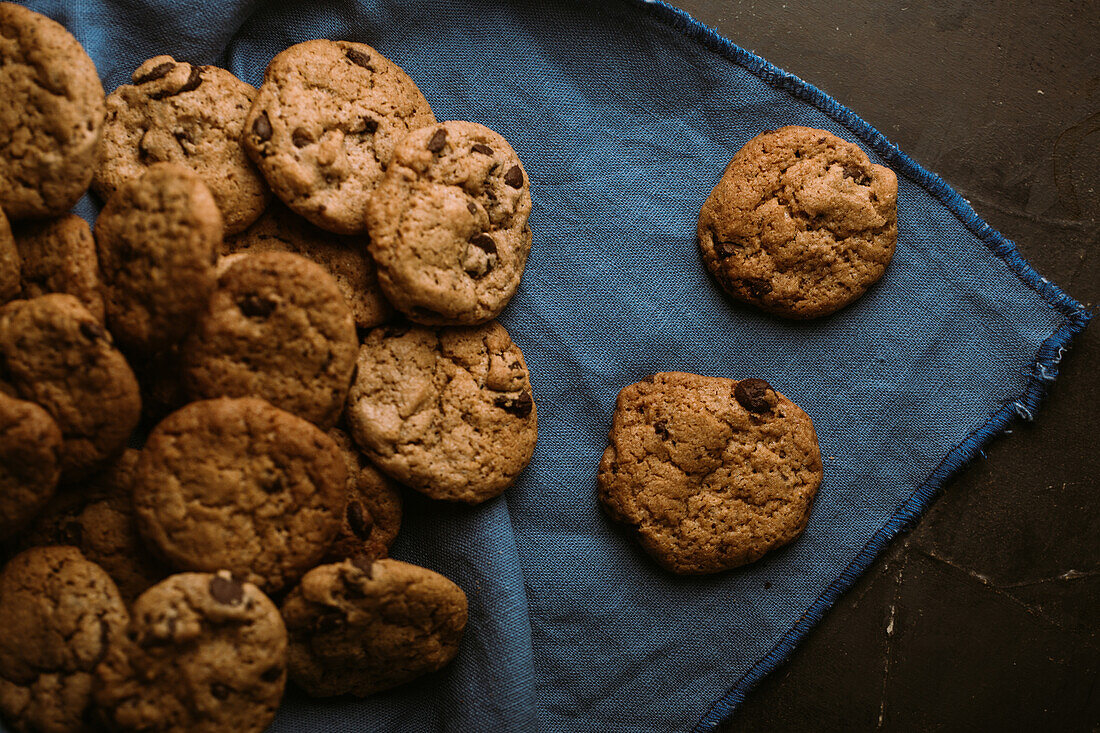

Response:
(668, 1), (1100, 729)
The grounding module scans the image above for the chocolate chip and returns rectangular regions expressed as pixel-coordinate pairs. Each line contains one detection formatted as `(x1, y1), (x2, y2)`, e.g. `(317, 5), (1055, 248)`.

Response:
(133, 61), (175, 85)
(495, 390), (533, 418)
(504, 165), (524, 188)
(208, 575), (244, 605)
(345, 48), (372, 69)
(471, 143), (494, 156)
(346, 502), (373, 539)
(467, 202), (478, 215)
(260, 666), (283, 683)
(426, 128), (448, 153)
(361, 117), (378, 134)
(744, 277), (773, 298)
(292, 128), (312, 147)
(469, 233), (496, 255)
(179, 66), (203, 94)
(260, 474), (285, 494)
(252, 112), (272, 142)
(735, 378), (774, 413)
(842, 164), (871, 185)
(715, 239), (744, 258)
(351, 554), (374, 577)
(79, 321), (106, 342)
(210, 683), (230, 700)
(238, 294), (275, 318)
(654, 420), (669, 439)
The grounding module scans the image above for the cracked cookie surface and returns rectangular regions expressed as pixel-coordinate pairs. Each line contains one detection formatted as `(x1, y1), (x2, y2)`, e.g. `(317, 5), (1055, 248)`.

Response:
(0, 207), (18, 304)
(13, 214), (104, 322)
(132, 398), (347, 593)
(0, 546), (129, 733)
(0, 294), (141, 483)
(698, 126), (897, 319)
(242, 39), (435, 234)
(324, 429), (402, 563)
(95, 163), (221, 355)
(94, 56), (269, 235)
(94, 571), (286, 733)
(367, 121), (532, 325)
(182, 251), (358, 429)
(346, 321), (538, 504)
(598, 372), (822, 574)
(0, 3), (105, 219)
(223, 202), (393, 329)
(0, 391), (61, 538)
(281, 558), (466, 697)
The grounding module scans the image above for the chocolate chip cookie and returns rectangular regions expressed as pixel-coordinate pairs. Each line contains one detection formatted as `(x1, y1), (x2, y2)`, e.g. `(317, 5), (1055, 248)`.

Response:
(598, 372), (822, 574)
(698, 126), (898, 319)
(13, 213), (105, 321)
(132, 398), (347, 593)
(0, 294), (142, 482)
(0, 391), (62, 538)
(0, 546), (129, 733)
(182, 251), (358, 429)
(345, 321), (537, 504)
(94, 55), (269, 235)
(17, 449), (168, 603)
(281, 558), (467, 697)
(223, 202), (393, 329)
(95, 162), (221, 355)
(0, 206), (18, 304)
(94, 571), (286, 733)
(0, 3), (105, 219)
(367, 121), (533, 325)
(324, 429), (402, 563)
(242, 39), (436, 234)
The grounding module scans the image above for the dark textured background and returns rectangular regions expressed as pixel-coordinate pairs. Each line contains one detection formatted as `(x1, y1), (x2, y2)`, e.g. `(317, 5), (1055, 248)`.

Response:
(668, 2), (1099, 730)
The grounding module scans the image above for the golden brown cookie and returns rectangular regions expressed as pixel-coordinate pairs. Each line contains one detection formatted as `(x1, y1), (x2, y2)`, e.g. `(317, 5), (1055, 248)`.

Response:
(345, 321), (538, 504)
(0, 546), (129, 733)
(0, 3), (105, 219)
(0, 392), (62, 539)
(698, 126), (897, 319)
(94, 571), (286, 733)
(281, 558), (466, 697)
(242, 39), (436, 234)
(324, 429), (402, 563)
(0, 207), (18, 304)
(132, 398), (347, 593)
(598, 372), (823, 574)
(94, 56), (269, 235)
(367, 121), (533, 325)
(13, 214), (105, 321)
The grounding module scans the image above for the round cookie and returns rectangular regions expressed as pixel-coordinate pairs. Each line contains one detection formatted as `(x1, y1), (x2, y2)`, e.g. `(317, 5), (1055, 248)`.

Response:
(94, 56), (269, 235)
(95, 163), (221, 355)
(224, 202), (393, 329)
(182, 251), (358, 429)
(0, 294), (141, 483)
(0, 207), (18, 304)
(14, 213), (105, 321)
(367, 121), (533, 325)
(324, 429), (402, 563)
(281, 558), (467, 697)
(0, 392), (62, 538)
(242, 39), (436, 234)
(598, 372), (822, 574)
(0, 3), (105, 219)
(132, 398), (347, 593)
(698, 126), (898, 319)
(345, 321), (538, 504)
(94, 571), (286, 733)
(17, 449), (168, 603)
(0, 546), (129, 733)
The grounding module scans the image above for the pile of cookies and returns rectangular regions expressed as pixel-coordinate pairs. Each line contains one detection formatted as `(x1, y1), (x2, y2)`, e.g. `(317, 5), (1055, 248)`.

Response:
(0, 4), (536, 732)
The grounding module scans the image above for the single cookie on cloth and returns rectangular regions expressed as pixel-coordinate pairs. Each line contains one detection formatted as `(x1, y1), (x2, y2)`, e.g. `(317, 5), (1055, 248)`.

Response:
(13, 214), (105, 321)
(0, 546), (129, 733)
(367, 121), (533, 325)
(281, 557), (467, 697)
(598, 372), (822, 575)
(94, 56), (269, 235)
(223, 202), (394, 329)
(346, 321), (538, 504)
(324, 428), (402, 563)
(94, 571), (286, 733)
(132, 398), (347, 593)
(0, 3), (105, 219)
(242, 39), (436, 234)
(182, 251), (358, 429)
(0, 392), (62, 538)
(95, 163), (221, 355)
(0, 207), (18, 304)
(0, 294), (141, 483)
(698, 126), (897, 319)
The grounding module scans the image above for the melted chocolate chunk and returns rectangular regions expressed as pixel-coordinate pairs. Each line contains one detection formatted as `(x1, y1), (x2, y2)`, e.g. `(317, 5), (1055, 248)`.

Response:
(345, 48), (372, 69)
(252, 112), (272, 142)
(208, 575), (244, 605)
(495, 390), (533, 418)
(133, 61), (175, 85)
(504, 165), (524, 188)
(346, 502), (373, 539)
(471, 143), (494, 156)
(426, 128), (448, 153)
(735, 378), (774, 413)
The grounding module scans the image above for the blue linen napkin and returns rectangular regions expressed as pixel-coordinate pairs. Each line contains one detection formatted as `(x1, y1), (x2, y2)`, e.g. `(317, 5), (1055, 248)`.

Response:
(10, 1), (1091, 731)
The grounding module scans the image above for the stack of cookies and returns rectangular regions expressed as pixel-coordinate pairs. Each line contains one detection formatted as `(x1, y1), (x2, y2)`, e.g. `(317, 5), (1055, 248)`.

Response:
(0, 4), (536, 732)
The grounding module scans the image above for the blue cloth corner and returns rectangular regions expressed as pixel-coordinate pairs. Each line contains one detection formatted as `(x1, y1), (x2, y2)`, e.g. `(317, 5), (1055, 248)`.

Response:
(12, 1), (1092, 731)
